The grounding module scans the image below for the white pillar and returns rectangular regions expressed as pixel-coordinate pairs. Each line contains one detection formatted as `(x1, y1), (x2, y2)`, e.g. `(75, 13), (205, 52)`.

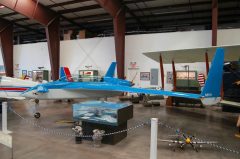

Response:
(150, 118), (158, 159)
(2, 102), (7, 132)
(2, 102), (11, 134)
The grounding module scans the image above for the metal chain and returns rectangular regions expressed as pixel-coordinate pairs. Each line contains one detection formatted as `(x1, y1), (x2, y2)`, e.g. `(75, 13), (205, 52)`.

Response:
(9, 106), (239, 155)
(157, 120), (240, 155)
(9, 106), (149, 138)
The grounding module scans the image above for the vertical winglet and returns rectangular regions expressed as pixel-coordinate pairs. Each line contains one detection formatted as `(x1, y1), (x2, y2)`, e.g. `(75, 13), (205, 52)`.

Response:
(201, 48), (224, 98)
(105, 62), (116, 77)
(59, 67), (74, 82)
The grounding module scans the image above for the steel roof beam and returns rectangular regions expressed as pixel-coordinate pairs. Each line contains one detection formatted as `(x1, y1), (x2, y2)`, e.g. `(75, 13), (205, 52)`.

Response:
(48, 0), (91, 8)
(96, 0), (125, 79)
(123, 3), (147, 30)
(212, 0), (218, 46)
(58, 4), (100, 14)
(0, 0), (60, 80)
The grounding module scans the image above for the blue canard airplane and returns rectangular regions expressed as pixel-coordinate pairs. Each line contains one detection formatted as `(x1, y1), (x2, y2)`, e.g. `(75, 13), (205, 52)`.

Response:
(21, 48), (225, 106)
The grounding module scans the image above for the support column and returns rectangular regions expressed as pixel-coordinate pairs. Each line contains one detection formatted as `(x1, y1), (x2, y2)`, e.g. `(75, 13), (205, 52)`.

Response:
(95, 0), (126, 79)
(159, 54), (164, 89)
(2, 102), (11, 134)
(113, 9), (125, 79)
(166, 60), (176, 106)
(212, 0), (218, 46)
(212, 0), (223, 97)
(205, 52), (209, 74)
(0, 0), (60, 80)
(0, 20), (13, 77)
(172, 60), (177, 91)
(45, 17), (60, 80)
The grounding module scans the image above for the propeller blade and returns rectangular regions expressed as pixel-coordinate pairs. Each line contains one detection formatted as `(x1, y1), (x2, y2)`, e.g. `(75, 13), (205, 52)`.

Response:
(190, 142), (198, 152)
(182, 134), (187, 139)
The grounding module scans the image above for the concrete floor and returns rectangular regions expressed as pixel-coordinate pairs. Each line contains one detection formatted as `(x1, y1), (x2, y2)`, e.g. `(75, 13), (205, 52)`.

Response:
(0, 99), (240, 159)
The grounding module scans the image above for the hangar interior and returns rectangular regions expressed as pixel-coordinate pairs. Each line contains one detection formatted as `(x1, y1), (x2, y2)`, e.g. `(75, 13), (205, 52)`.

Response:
(0, 0), (240, 159)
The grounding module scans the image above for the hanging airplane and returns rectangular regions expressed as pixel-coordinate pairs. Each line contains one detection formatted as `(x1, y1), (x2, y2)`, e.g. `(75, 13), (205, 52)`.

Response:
(21, 48), (224, 108)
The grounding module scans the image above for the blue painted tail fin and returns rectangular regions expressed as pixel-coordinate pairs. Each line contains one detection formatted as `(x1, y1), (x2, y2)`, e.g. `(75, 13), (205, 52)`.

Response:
(105, 62), (116, 77)
(59, 67), (74, 82)
(201, 48), (224, 98)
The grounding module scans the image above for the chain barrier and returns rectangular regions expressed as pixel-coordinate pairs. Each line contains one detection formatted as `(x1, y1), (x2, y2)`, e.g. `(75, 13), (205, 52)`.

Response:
(9, 106), (149, 138)
(9, 106), (239, 155)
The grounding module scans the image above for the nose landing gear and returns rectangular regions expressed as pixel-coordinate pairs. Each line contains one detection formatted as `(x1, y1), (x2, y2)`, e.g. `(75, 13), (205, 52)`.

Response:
(34, 99), (41, 119)
(34, 112), (41, 118)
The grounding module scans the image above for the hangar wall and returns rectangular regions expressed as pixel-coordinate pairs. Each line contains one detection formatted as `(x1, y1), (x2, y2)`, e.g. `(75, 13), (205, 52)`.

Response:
(0, 28), (239, 90)
(217, 29), (240, 45)
(125, 30), (211, 90)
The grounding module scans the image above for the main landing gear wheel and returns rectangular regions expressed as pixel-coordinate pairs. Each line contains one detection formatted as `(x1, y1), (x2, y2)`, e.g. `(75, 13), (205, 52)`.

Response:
(35, 99), (39, 104)
(34, 112), (41, 119)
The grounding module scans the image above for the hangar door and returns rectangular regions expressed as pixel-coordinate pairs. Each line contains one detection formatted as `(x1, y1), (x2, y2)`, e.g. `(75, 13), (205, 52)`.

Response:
(150, 68), (159, 85)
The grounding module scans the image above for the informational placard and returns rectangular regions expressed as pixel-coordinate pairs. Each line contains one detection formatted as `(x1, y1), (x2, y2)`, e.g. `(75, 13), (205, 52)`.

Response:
(176, 71), (196, 80)
(0, 132), (12, 148)
(140, 72), (150, 81)
(166, 72), (173, 84)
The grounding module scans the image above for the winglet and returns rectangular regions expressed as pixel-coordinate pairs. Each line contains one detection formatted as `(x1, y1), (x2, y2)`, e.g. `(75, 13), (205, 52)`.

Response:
(201, 48), (224, 105)
(105, 62), (116, 77)
(59, 67), (74, 82)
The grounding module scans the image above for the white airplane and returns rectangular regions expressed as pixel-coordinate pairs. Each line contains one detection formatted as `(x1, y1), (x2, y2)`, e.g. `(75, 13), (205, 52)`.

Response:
(0, 76), (38, 100)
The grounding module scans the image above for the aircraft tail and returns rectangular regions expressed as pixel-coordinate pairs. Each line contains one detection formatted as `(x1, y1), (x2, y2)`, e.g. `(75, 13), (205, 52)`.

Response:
(200, 48), (225, 105)
(59, 67), (74, 82)
(105, 62), (116, 77)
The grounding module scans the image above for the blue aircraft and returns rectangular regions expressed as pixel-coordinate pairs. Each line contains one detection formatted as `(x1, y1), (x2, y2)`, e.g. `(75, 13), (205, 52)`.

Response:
(21, 48), (224, 108)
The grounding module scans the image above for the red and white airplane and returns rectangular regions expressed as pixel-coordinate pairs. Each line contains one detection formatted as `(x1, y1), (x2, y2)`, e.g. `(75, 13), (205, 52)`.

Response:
(0, 76), (38, 100)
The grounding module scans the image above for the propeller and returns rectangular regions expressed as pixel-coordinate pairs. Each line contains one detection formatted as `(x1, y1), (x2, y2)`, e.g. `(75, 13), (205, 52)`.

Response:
(183, 134), (198, 152)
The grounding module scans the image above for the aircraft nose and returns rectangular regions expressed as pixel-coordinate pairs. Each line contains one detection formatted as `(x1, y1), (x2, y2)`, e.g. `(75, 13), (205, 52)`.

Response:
(22, 90), (34, 98)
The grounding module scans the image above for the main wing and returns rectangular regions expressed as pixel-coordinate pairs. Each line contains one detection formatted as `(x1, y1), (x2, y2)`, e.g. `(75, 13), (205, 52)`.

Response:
(158, 139), (184, 144)
(63, 83), (202, 99)
(191, 141), (218, 144)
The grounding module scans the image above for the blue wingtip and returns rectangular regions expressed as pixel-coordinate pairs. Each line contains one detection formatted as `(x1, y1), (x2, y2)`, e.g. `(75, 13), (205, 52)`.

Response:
(105, 62), (116, 77)
(201, 48), (225, 98)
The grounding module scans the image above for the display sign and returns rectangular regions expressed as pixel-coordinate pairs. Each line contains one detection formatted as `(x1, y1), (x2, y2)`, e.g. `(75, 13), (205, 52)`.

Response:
(73, 101), (132, 126)
(22, 70), (27, 77)
(0, 132), (12, 148)
(176, 71), (196, 80)
(167, 72), (173, 84)
(140, 72), (150, 81)
(128, 62), (139, 70)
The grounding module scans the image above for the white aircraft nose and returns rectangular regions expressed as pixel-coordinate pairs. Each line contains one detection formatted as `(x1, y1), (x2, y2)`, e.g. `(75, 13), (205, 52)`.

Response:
(22, 90), (36, 99)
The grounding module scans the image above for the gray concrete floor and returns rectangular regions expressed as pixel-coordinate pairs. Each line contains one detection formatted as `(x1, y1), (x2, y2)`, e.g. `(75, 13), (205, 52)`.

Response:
(0, 99), (240, 159)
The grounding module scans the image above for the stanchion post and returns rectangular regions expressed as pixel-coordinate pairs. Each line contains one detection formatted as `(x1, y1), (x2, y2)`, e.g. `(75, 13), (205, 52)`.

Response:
(2, 102), (7, 133)
(2, 102), (11, 134)
(150, 118), (158, 159)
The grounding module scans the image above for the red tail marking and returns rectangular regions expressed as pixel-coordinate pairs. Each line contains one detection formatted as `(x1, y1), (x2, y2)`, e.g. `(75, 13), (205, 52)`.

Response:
(63, 67), (73, 82)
